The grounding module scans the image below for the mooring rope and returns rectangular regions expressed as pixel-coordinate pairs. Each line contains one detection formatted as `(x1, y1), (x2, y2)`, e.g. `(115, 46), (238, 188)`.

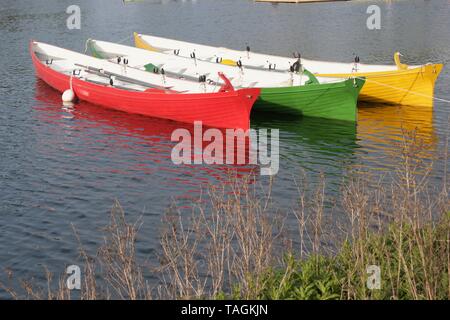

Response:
(354, 76), (450, 104)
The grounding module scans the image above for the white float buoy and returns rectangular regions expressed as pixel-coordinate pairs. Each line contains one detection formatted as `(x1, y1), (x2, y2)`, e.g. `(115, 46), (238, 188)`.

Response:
(62, 89), (76, 103)
(62, 74), (77, 104)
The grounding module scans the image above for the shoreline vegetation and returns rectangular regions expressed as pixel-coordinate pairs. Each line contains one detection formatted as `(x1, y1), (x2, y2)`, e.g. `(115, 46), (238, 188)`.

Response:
(1, 129), (449, 300)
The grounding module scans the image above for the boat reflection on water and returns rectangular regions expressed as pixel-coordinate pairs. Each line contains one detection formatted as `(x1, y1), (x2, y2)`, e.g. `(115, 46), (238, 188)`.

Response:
(251, 101), (437, 184)
(251, 109), (359, 171)
(32, 80), (259, 196)
(32, 80), (438, 196)
(357, 102), (437, 170)
(250, 108), (359, 197)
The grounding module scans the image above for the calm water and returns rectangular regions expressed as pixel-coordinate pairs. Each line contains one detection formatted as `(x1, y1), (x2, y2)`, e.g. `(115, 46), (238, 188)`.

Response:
(0, 0), (449, 297)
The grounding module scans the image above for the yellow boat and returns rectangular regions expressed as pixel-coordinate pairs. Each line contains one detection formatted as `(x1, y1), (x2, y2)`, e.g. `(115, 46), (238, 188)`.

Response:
(319, 63), (443, 108)
(133, 32), (443, 108)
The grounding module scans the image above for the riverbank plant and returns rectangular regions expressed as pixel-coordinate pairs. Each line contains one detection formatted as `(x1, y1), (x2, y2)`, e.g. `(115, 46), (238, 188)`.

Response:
(1, 130), (449, 300)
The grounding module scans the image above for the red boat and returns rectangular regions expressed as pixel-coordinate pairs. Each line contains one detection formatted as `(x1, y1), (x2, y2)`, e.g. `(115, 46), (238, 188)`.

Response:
(30, 41), (260, 130)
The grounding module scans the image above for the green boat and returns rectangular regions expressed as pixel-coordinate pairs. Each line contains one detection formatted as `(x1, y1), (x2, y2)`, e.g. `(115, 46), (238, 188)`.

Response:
(257, 76), (364, 122)
(87, 39), (365, 122)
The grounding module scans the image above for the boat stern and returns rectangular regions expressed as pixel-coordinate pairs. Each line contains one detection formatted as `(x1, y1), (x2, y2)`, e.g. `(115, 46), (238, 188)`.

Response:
(133, 32), (160, 52)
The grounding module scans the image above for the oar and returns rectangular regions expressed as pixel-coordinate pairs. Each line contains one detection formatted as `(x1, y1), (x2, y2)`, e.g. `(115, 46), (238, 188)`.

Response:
(83, 77), (145, 92)
(74, 63), (174, 91)
(142, 62), (221, 86)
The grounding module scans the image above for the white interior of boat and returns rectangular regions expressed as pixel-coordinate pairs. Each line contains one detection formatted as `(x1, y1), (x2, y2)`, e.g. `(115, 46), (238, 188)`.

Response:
(32, 41), (224, 94)
(138, 33), (422, 74)
(89, 39), (346, 88)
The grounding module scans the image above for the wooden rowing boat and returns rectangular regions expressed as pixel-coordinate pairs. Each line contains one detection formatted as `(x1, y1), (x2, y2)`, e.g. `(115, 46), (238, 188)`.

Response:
(30, 41), (260, 130)
(88, 39), (364, 122)
(134, 32), (443, 108)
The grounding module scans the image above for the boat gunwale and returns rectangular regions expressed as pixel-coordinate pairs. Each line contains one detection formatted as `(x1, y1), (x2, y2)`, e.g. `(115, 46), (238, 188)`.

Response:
(317, 63), (444, 79)
(135, 32), (443, 75)
(260, 77), (365, 95)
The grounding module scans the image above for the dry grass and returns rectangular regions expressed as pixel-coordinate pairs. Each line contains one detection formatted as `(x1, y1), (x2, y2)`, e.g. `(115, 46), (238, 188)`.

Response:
(335, 130), (449, 300)
(1, 129), (448, 300)
(157, 175), (284, 299)
(1, 201), (150, 300)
